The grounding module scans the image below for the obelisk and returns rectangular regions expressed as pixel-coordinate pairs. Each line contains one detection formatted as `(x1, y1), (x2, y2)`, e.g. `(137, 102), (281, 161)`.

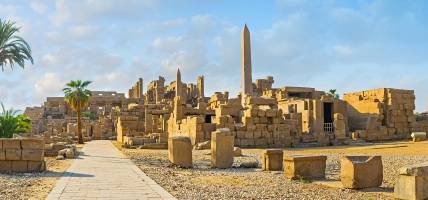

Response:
(241, 24), (253, 96)
(176, 68), (182, 98)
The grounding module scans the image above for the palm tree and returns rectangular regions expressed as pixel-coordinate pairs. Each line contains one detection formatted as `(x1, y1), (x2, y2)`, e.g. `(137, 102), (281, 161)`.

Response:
(0, 19), (33, 71)
(63, 80), (92, 144)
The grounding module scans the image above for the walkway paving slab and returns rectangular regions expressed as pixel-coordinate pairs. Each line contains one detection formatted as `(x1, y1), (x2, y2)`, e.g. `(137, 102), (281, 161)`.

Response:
(46, 140), (175, 200)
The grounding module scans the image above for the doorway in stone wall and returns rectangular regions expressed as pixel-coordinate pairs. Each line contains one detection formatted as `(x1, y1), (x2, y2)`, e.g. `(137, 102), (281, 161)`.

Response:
(323, 102), (334, 134)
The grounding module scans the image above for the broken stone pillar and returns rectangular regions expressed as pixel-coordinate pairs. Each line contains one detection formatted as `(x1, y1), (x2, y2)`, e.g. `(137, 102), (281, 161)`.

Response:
(341, 156), (383, 189)
(197, 75), (204, 98)
(411, 132), (426, 142)
(394, 162), (428, 200)
(173, 96), (184, 121)
(261, 149), (283, 171)
(284, 155), (327, 180)
(211, 128), (234, 168)
(168, 136), (192, 168)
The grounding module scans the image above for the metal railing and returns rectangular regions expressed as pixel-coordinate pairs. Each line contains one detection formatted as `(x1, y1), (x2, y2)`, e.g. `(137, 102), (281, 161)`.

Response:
(324, 123), (334, 134)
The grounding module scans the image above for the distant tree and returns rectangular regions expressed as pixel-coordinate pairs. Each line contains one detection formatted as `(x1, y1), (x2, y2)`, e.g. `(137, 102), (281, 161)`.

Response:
(0, 19), (33, 71)
(328, 89), (339, 99)
(81, 111), (95, 120)
(63, 80), (92, 144)
(0, 103), (32, 138)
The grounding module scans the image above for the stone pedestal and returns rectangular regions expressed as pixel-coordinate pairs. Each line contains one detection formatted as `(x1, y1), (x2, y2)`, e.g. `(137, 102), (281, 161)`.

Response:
(261, 149), (283, 171)
(168, 136), (192, 168)
(284, 155), (327, 180)
(211, 129), (234, 168)
(394, 162), (428, 200)
(340, 156), (383, 189)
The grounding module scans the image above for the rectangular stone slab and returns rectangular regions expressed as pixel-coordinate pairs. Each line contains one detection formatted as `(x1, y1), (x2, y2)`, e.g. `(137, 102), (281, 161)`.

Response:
(21, 139), (44, 150)
(21, 149), (44, 161)
(284, 155), (327, 180)
(2, 139), (21, 149)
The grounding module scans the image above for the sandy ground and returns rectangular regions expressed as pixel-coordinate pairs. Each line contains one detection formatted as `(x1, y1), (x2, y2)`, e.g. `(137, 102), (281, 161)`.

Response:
(0, 144), (83, 200)
(114, 140), (428, 200)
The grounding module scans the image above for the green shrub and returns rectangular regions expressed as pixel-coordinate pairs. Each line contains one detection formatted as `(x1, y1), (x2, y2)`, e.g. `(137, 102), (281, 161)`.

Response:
(0, 103), (31, 138)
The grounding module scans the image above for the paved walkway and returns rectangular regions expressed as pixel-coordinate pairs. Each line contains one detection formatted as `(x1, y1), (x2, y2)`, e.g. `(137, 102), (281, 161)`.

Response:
(47, 140), (175, 200)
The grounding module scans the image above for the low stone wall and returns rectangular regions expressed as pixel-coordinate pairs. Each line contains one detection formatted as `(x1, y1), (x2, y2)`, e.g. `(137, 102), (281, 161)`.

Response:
(0, 138), (46, 172)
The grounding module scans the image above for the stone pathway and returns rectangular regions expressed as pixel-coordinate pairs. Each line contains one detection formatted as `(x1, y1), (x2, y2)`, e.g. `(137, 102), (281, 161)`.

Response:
(47, 140), (175, 200)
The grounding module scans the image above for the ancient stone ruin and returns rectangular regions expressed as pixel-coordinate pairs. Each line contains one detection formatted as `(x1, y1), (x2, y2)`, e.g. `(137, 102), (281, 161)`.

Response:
(21, 24), (427, 153)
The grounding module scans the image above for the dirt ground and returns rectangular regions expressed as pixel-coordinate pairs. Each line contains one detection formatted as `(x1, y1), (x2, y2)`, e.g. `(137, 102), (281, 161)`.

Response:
(115, 140), (428, 200)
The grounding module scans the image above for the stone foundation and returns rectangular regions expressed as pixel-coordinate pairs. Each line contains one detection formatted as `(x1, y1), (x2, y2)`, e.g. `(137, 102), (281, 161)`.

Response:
(0, 138), (46, 173)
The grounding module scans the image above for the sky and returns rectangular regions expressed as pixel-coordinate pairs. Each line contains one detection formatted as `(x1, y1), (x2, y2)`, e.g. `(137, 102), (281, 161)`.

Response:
(0, 0), (428, 111)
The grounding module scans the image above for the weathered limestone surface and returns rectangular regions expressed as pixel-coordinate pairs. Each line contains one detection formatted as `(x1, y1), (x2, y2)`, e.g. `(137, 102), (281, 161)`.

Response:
(0, 138), (45, 172)
(262, 149), (283, 171)
(394, 162), (428, 200)
(284, 155), (327, 180)
(168, 136), (192, 168)
(211, 129), (234, 168)
(340, 156), (383, 189)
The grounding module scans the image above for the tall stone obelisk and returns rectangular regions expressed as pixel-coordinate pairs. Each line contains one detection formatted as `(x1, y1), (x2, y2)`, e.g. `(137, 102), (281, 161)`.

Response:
(241, 24), (253, 96)
(176, 68), (182, 98)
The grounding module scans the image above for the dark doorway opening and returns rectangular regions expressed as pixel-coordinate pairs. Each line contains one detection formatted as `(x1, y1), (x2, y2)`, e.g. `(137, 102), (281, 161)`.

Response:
(205, 115), (213, 123)
(323, 102), (333, 123)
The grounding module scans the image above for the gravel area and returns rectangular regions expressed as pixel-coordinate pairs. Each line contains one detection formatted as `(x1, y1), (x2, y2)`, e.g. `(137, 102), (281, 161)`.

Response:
(115, 141), (428, 200)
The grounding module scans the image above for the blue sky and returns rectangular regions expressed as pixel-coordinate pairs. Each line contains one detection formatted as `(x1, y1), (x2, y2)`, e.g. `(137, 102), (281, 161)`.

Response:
(1, 0), (428, 111)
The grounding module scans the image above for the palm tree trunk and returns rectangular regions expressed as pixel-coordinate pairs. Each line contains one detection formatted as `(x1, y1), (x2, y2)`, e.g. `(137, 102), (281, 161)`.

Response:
(77, 108), (83, 144)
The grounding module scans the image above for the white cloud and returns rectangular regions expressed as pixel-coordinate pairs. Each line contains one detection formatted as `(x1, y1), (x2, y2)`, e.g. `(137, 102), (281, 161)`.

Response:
(34, 73), (65, 98)
(30, 0), (48, 14)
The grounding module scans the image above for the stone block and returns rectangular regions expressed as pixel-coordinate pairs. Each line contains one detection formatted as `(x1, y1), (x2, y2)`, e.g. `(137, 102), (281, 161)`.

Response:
(27, 161), (46, 172)
(0, 140), (2, 149)
(11, 161), (28, 172)
(262, 149), (283, 171)
(2, 139), (21, 149)
(168, 136), (192, 168)
(395, 162), (428, 200)
(0, 150), (4, 160)
(20, 138), (44, 150)
(284, 155), (327, 180)
(5, 149), (21, 160)
(411, 132), (426, 142)
(21, 149), (44, 161)
(211, 129), (234, 168)
(0, 161), (12, 171)
(340, 156), (383, 189)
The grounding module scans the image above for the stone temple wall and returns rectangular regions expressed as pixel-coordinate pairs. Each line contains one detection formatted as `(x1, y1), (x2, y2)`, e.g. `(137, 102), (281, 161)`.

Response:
(344, 88), (415, 140)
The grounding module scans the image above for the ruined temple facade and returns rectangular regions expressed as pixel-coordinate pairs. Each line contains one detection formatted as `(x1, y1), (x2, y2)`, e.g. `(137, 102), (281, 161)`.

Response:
(25, 24), (425, 148)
